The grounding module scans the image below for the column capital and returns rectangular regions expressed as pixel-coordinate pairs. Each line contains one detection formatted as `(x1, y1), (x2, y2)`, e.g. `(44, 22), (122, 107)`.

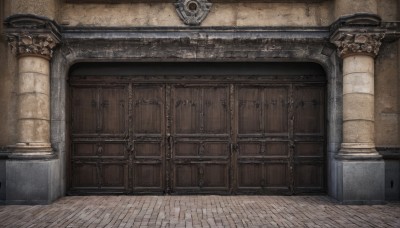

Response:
(4, 14), (61, 60)
(329, 14), (386, 58)
(331, 31), (384, 58)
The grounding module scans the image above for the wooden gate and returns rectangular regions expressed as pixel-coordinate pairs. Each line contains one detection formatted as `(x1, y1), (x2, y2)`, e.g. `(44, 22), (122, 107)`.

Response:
(69, 71), (325, 195)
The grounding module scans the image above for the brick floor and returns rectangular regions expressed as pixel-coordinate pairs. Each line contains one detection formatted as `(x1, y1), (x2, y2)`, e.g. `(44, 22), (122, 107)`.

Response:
(0, 196), (399, 228)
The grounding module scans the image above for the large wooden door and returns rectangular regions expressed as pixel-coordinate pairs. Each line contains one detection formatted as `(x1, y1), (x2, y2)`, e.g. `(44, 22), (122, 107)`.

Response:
(69, 74), (325, 195)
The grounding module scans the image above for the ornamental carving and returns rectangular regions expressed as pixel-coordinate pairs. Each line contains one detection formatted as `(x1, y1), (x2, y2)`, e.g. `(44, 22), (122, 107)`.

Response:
(7, 33), (58, 59)
(4, 15), (61, 59)
(175, 0), (212, 26)
(332, 33), (384, 58)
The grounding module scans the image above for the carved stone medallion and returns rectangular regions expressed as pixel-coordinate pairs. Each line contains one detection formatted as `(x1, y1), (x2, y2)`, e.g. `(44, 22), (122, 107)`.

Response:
(175, 0), (212, 26)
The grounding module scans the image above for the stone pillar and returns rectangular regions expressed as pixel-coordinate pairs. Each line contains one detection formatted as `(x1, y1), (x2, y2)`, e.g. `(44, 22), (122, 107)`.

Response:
(7, 33), (58, 158)
(330, 15), (386, 204)
(333, 33), (384, 159)
(3, 15), (61, 204)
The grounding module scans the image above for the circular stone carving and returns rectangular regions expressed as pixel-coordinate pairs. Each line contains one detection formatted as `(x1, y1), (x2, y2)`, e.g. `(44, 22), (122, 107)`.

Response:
(175, 0), (212, 26)
(187, 1), (199, 13)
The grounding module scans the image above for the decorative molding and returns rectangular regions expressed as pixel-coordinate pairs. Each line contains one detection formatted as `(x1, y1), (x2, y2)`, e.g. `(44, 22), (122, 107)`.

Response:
(4, 14), (61, 59)
(377, 147), (400, 160)
(175, 0), (212, 26)
(328, 13), (390, 58)
(7, 33), (58, 59)
(331, 32), (384, 58)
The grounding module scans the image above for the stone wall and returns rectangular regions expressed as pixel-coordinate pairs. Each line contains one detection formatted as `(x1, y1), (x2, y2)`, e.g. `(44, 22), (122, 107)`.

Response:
(0, 1), (17, 148)
(375, 0), (399, 148)
(60, 2), (334, 27)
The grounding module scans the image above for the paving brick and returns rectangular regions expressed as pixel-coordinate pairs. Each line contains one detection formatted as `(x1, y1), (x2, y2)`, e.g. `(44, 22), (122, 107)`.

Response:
(0, 196), (399, 227)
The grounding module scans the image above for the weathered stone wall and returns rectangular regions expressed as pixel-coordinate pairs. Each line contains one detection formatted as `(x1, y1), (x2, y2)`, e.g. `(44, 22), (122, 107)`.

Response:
(334, 0), (377, 18)
(60, 2), (334, 27)
(375, 0), (399, 148)
(0, 1), (17, 148)
(5, 0), (60, 20)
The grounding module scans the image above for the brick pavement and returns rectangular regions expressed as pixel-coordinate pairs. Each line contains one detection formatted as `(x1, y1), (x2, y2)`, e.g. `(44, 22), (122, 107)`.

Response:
(0, 195), (399, 228)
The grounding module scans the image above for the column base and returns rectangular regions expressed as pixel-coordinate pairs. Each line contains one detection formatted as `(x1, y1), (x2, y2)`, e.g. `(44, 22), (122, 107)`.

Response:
(336, 143), (382, 160)
(9, 143), (55, 159)
(1, 159), (61, 205)
(334, 158), (385, 204)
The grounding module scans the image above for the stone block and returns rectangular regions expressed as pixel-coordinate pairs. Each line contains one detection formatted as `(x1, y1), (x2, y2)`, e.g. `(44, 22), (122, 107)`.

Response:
(343, 72), (374, 95)
(202, 4), (237, 26)
(147, 4), (182, 26)
(17, 119), (50, 143)
(0, 160), (6, 201)
(10, 0), (58, 20)
(336, 159), (384, 204)
(18, 57), (49, 75)
(343, 55), (374, 75)
(5, 159), (60, 204)
(18, 93), (50, 120)
(334, 0), (377, 18)
(342, 119), (374, 143)
(236, 3), (331, 27)
(19, 73), (49, 95)
(343, 93), (374, 121)
(61, 3), (150, 26)
(384, 160), (400, 201)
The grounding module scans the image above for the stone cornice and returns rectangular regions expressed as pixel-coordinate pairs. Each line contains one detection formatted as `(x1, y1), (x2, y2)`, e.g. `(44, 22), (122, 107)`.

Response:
(4, 14), (61, 59)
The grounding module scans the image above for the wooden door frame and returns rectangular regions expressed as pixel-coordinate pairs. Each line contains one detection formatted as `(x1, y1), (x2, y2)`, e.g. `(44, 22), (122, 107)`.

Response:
(52, 26), (341, 197)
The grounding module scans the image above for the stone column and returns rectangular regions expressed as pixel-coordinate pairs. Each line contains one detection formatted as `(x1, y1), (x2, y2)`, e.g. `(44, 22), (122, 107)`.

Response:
(330, 17), (387, 203)
(7, 33), (59, 158)
(3, 15), (62, 204)
(332, 32), (384, 159)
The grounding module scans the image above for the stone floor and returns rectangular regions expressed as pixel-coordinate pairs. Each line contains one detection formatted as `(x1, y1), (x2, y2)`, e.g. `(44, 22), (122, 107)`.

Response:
(0, 196), (399, 228)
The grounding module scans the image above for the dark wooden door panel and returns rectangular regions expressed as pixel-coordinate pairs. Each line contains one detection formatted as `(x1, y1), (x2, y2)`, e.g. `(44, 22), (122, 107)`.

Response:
(71, 87), (98, 134)
(69, 76), (326, 195)
(132, 85), (164, 135)
(294, 86), (325, 136)
(170, 84), (231, 193)
(71, 162), (128, 192)
(265, 87), (289, 134)
(133, 163), (163, 189)
(236, 85), (291, 193)
(131, 85), (165, 193)
(173, 163), (229, 192)
(101, 87), (128, 135)
(174, 141), (229, 158)
(70, 85), (129, 193)
(237, 162), (290, 192)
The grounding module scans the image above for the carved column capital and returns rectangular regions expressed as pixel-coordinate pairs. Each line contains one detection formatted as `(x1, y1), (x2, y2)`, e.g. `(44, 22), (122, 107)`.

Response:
(4, 14), (61, 60)
(331, 32), (385, 58)
(7, 33), (59, 59)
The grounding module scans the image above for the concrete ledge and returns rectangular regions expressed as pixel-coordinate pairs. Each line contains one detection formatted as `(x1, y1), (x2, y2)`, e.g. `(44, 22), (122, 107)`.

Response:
(335, 159), (385, 204)
(2, 159), (61, 205)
